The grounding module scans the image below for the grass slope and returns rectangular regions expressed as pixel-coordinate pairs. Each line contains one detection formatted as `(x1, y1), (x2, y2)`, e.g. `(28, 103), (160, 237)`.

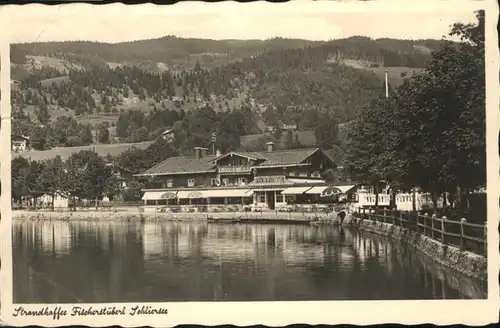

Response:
(13, 141), (154, 161)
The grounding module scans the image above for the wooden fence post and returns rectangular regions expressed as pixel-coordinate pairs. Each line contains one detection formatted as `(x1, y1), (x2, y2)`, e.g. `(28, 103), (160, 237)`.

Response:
(441, 216), (446, 244)
(383, 207), (387, 224)
(399, 211), (403, 227)
(414, 211), (418, 233)
(431, 214), (436, 239)
(460, 218), (466, 250)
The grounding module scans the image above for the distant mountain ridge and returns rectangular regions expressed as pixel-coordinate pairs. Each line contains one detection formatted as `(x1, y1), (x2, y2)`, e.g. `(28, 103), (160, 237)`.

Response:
(9, 34), (448, 152)
(11, 35), (446, 71)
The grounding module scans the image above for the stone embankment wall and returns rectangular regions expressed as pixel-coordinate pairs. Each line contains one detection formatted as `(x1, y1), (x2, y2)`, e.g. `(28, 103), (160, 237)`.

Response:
(343, 214), (487, 282)
(12, 209), (326, 222)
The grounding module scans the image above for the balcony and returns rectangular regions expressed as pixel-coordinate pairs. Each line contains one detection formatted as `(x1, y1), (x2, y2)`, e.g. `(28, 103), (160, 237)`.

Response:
(218, 166), (253, 175)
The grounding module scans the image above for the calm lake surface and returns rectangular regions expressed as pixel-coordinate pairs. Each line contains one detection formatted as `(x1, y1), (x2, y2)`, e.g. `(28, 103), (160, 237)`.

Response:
(12, 220), (487, 303)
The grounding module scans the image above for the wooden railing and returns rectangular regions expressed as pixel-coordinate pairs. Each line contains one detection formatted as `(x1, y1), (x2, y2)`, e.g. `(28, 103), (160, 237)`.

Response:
(356, 208), (487, 256)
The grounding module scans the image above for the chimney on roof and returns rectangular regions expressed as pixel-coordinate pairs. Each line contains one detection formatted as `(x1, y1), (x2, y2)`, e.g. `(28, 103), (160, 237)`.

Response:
(216, 149), (221, 157)
(201, 147), (209, 157)
(266, 141), (275, 152)
(194, 147), (202, 159)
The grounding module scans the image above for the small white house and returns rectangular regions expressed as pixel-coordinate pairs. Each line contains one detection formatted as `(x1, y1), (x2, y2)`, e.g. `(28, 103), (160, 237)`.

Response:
(38, 192), (69, 208)
(160, 128), (175, 143)
(12, 135), (30, 152)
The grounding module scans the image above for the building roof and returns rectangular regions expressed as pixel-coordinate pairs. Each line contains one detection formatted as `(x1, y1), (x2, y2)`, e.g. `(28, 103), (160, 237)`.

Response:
(238, 148), (320, 167)
(210, 148), (320, 167)
(12, 135), (30, 141)
(161, 128), (174, 135)
(138, 148), (332, 177)
(140, 155), (218, 176)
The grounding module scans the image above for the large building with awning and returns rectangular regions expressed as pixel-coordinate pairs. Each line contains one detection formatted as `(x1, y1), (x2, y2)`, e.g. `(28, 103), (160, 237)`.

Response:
(135, 142), (336, 212)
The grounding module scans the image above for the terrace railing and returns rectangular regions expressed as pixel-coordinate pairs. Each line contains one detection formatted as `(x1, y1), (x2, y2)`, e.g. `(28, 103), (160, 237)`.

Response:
(355, 208), (487, 256)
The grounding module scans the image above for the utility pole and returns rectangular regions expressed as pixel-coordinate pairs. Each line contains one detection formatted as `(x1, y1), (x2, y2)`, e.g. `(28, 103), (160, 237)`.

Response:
(385, 70), (389, 99)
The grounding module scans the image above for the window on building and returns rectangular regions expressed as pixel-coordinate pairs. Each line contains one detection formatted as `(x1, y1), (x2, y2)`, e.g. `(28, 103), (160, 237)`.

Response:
(238, 177), (247, 185)
(210, 178), (217, 186)
(276, 192), (283, 203)
(258, 192), (265, 203)
(188, 179), (195, 187)
(222, 178), (229, 186)
(167, 179), (174, 188)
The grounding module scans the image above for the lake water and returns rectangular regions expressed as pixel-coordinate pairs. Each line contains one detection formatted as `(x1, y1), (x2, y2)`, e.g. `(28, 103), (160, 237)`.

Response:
(12, 220), (487, 303)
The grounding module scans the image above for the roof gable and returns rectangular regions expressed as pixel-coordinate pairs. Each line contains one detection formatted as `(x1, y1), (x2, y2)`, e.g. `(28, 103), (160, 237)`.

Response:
(211, 151), (266, 163)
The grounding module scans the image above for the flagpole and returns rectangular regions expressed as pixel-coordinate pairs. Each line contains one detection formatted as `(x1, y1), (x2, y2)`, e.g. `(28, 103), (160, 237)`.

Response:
(212, 132), (216, 155)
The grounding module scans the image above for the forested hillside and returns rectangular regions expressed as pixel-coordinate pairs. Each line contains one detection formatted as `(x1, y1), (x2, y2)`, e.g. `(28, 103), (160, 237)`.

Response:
(10, 35), (445, 157)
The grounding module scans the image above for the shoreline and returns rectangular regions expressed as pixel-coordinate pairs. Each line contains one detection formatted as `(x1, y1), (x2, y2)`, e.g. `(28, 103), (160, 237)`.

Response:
(11, 209), (338, 224)
(346, 215), (487, 282)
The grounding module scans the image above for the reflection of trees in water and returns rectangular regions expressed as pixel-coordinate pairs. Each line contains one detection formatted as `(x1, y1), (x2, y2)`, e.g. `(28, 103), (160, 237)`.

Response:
(13, 220), (147, 303)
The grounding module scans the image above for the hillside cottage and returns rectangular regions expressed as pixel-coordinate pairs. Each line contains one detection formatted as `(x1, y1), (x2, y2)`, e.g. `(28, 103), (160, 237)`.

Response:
(12, 135), (30, 152)
(159, 128), (175, 143)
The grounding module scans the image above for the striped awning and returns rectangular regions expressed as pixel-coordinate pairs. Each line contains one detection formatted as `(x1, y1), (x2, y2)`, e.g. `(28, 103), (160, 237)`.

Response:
(177, 190), (205, 199)
(203, 189), (252, 198)
(282, 186), (313, 195)
(142, 191), (178, 200)
(336, 185), (356, 193)
(305, 186), (329, 195)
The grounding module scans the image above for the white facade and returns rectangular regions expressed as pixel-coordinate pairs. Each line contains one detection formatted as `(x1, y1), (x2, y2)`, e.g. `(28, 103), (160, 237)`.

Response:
(37, 193), (69, 208)
(354, 189), (436, 211)
(12, 138), (29, 152)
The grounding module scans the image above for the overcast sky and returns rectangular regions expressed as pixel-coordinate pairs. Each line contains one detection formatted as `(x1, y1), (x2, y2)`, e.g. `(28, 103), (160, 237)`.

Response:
(0, 1), (481, 43)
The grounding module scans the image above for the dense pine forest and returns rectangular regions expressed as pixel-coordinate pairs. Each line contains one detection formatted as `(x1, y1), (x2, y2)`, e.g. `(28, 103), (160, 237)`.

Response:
(10, 35), (447, 160)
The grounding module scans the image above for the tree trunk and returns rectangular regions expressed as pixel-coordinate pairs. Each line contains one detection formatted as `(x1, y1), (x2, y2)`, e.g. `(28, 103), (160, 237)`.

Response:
(374, 183), (379, 208)
(442, 191), (447, 208)
(455, 185), (462, 210)
(447, 190), (454, 209)
(389, 185), (397, 209)
(95, 197), (99, 210)
(73, 196), (77, 212)
(464, 188), (471, 209)
(51, 194), (55, 211)
(431, 190), (438, 213)
(412, 188), (417, 212)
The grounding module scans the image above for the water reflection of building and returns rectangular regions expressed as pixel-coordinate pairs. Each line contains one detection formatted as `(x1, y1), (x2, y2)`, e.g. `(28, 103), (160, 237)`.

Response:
(143, 223), (209, 259)
(141, 223), (361, 267)
(12, 221), (72, 256)
(39, 221), (72, 255)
